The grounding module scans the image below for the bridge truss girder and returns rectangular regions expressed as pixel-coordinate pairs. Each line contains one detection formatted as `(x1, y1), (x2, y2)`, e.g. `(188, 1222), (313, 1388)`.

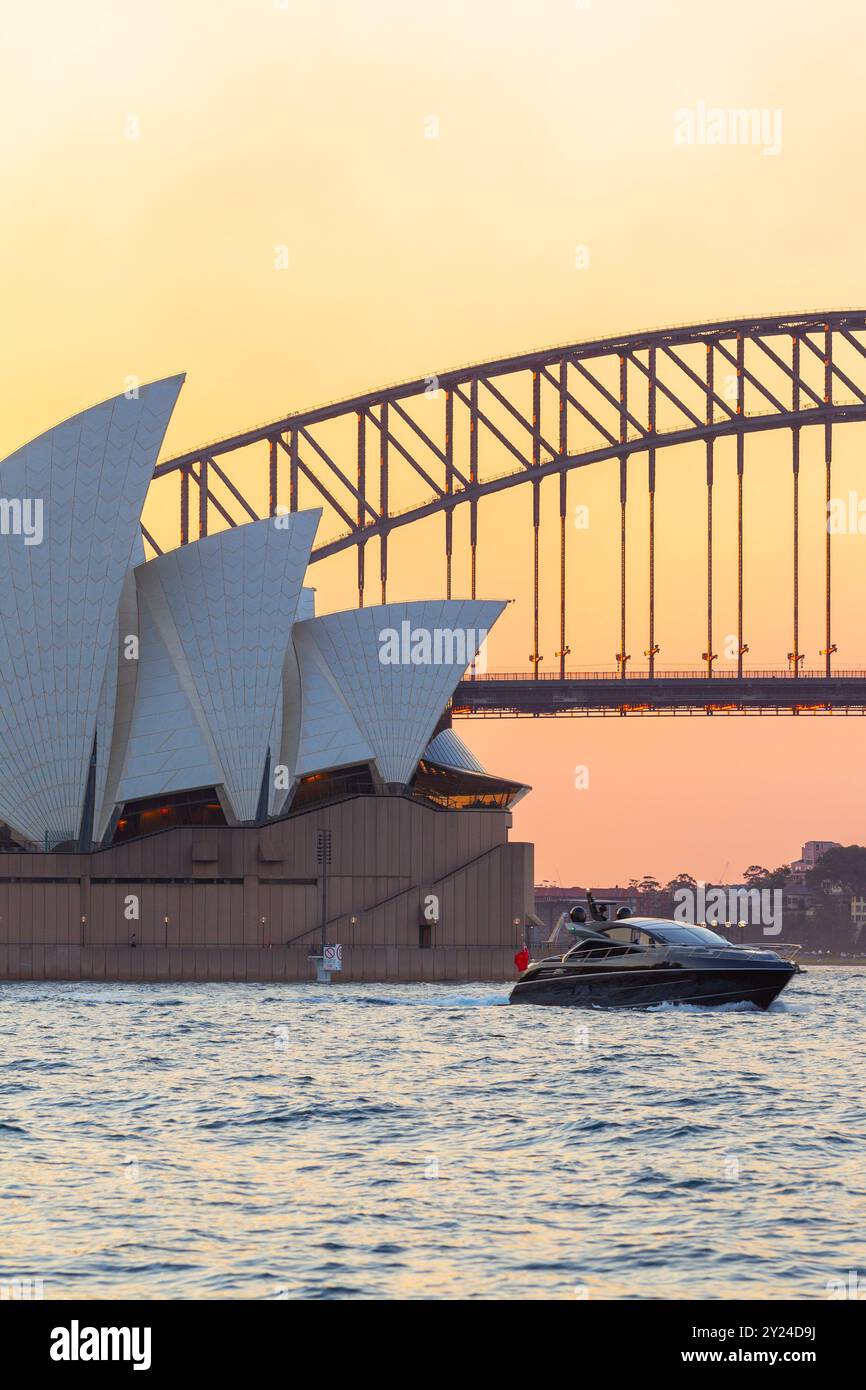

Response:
(146, 311), (866, 682)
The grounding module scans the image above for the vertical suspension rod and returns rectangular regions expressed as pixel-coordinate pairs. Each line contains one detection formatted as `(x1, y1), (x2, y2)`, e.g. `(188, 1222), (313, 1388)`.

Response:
(199, 457), (208, 538)
(618, 355), (627, 677)
(380, 402), (389, 606)
(824, 323), (833, 675)
(648, 345), (656, 677)
(705, 342), (714, 677)
(469, 377), (478, 602)
(357, 411), (366, 607)
(445, 388), (453, 600)
(289, 428), (298, 514)
(180, 465), (189, 546)
(736, 334), (744, 678)
(792, 336), (800, 671)
(531, 369), (541, 677)
(268, 437), (278, 518)
(558, 357), (568, 678)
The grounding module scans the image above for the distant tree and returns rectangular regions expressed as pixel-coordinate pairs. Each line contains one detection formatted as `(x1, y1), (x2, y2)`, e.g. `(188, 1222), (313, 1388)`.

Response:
(665, 873), (697, 893)
(743, 865), (771, 886)
(764, 864), (791, 889)
(638, 876), (661, 895)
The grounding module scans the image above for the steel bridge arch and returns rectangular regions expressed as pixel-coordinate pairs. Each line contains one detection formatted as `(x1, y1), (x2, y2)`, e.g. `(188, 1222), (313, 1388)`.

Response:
(309, 402), (866, 557)
(146, 310), (866, 678)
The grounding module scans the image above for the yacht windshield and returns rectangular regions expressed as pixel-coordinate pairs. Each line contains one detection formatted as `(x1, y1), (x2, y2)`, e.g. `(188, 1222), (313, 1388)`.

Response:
(649, 926), (729, 947)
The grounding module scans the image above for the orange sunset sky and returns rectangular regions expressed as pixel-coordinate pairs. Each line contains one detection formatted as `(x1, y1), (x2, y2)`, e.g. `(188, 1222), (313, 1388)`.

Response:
(2, 0), (866, 884)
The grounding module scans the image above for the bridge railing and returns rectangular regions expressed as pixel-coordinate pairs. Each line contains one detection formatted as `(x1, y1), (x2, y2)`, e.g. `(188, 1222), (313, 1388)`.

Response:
(469, 669), (866, 682)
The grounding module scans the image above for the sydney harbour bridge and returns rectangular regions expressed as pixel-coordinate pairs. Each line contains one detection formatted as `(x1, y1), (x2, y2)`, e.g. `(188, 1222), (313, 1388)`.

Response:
(144, 310), (866, 718)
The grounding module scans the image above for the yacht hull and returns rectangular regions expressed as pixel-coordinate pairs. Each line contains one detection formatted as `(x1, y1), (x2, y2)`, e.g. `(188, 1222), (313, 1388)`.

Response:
(509, 964), (797, 1011)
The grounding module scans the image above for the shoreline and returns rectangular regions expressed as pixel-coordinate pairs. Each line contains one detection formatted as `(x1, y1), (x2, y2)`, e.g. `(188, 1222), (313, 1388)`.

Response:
(797, 957), (866, 967)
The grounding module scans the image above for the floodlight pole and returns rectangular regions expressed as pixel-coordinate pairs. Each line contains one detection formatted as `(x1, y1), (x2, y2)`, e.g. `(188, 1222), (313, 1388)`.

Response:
(314, 829), (333, 983)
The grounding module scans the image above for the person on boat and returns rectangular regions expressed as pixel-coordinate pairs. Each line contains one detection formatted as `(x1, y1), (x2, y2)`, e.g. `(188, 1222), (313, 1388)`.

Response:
(514, 945), (530, 973)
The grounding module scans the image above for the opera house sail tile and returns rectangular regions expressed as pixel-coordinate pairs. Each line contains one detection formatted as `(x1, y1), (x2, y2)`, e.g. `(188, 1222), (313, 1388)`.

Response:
(291, 621), (374, 780)
(106, 579), (222, 822)
(294, 600), (505, 787)
(0, 377), (183, 849)
(423, 727), (486, 773)
(129, 511), (321, 825)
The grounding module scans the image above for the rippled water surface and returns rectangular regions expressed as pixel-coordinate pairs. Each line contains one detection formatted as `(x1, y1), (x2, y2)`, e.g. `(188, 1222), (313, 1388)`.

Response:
(0, 969), (864, 1299)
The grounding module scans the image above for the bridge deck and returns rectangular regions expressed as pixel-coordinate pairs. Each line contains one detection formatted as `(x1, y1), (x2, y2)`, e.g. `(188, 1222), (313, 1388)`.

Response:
(453, 671), (866, 716)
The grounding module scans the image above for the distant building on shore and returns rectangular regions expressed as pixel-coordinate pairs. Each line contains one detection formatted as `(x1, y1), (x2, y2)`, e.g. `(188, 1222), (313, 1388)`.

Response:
(789, 840), (842, 884)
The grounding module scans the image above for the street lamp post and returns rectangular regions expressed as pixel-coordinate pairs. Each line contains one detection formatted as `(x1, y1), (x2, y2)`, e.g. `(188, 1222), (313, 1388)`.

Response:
(313, 829), (333, 983)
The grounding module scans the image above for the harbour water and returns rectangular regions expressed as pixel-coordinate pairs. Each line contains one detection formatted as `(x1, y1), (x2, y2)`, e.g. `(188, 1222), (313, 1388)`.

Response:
(0, 968), (863, 1300)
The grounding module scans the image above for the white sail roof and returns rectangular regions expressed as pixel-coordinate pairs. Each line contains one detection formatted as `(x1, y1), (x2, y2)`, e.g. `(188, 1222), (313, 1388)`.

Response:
(0, 377), (183, 846)
(110, 581), (221, 813)
(423, 727), (486, 773)
(294, 599), (504, 786)
(129, 511), (320, 822)
(292, 622), (374, 779)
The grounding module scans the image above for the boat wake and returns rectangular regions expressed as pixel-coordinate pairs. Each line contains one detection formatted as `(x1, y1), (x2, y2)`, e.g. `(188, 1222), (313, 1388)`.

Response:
(351, 992), (511, 1009)
(645, 999), (763, 1014)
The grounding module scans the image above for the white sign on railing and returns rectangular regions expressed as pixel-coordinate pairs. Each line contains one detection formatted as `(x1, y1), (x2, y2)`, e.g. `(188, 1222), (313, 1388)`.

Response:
(323, 944), (342, 972)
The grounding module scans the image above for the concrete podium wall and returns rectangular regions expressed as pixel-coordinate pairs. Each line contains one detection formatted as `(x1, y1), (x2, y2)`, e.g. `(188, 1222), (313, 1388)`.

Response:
(0, 795), (533, 982)
(0, 944), (519, 983)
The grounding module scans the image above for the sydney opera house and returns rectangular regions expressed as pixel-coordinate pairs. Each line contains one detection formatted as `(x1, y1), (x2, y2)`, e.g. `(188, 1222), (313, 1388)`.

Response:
(0, 378), (533, 981)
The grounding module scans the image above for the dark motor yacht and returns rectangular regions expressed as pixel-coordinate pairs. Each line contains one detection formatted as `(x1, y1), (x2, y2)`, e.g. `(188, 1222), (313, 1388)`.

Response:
(510, 894), (802, 1011)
